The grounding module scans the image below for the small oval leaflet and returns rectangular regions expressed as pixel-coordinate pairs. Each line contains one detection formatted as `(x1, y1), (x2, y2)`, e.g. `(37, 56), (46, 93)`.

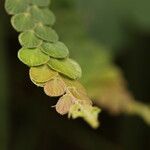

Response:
(5, 0), (29, 15)
(29, 65), (58, 83)
(48, 58), (82, 80)
(44, 77), (66, 97)
(18, 48), (50, 67)
(41, 41), (69, 58)
(30, 7), (55, 26)
(30, 0), (50, 7)
(30, 78), (46, 87)
(19, 30), (42, 48)
(11, 13), (35, 32)
(63, 77), (87, 95)
(35, 24), (59, 42)
(56, 94), (74, 115)
(68, 87), (92, 105)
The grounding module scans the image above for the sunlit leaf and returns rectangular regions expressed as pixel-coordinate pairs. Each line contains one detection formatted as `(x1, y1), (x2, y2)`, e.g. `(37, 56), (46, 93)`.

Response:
(48, 58), (82, 80)
(30, 0), (50, 7)
(35, 24), (59, 42)
(19, 30), (42, 48)
(29, 65), (58, 83)
(41, 41), (69, 58)
(44, 77), (66, 97)
(11, 12), (35, 32)
(56, 94), (73, 115)
(30, 6), (55, 26)
(18, 47), (49, 66)
(5, 0), (29, 15)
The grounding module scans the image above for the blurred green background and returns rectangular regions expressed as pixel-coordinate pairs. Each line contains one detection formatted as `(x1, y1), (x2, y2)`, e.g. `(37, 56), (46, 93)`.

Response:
(0, 0), (150, 149)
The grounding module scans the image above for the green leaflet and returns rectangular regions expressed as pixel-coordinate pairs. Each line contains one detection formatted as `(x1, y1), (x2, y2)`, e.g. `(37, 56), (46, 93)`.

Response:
(30, 0), (50, 7)
(44, 77), (66, 97)
(48, 58), (82, 80)
(30, 6), (55, 26)
(69, 104), (101, 129)
(41, 41), (69, 58)
(5, 0), (29, 15)
(11, 13), (35, 32)
(35, 24), (59, 42)
(29, 65), (58, 83)
(19, 30), (42, 48)
(18, 48), (49, 66)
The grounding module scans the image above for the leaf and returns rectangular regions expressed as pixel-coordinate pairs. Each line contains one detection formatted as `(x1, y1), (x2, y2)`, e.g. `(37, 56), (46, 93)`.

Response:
(30, 78), (46, 87)
(44, 77), (66, 97)
(11, 13), (35, 32)
(56, 94), (74, 115)
(30, 0), (50, 7)
(19, 30), (42, 48)
(62, 77), (87, 94)
(47, 58), (82, 80)
(5, 0), (29, 15)
(41, 41), (69, 58)
(29, 65), (58, 83)
(30, 6), (55, 26)
(35, 24), (59, 42)
(68, 87), (92, 105)
(62, 76), (92, 104)
(18, 47), (49, 67)
(69, 103), (101, 129)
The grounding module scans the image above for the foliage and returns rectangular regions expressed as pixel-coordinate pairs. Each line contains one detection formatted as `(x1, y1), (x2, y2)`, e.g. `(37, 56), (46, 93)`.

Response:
(5, 0), (100, 128)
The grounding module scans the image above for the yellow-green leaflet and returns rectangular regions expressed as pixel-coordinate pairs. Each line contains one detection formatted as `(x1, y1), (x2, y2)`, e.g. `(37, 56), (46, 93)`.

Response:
(19, 30), (42, 48)
(29, 65), (58, 83)
(48, 58), (82, 80)
(18, 48), (49, 67)
(41, 41), (69, 58)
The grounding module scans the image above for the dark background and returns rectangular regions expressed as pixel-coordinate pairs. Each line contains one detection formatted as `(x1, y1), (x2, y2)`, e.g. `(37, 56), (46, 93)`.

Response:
(0, 0), (150, 150)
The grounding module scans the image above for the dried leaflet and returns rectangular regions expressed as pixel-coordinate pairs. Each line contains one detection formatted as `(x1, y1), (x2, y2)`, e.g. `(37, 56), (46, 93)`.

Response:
(56, 94), (74, 115)
(44, 77), (66, 97)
